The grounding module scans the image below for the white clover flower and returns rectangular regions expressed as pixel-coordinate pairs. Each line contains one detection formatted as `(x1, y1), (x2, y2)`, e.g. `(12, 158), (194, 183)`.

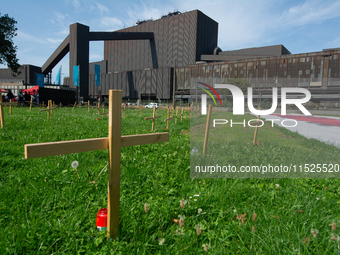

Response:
(198, 208), (202, 214)
(275, 184), (280, 189)
(71, 161), (79, 169)
(191, 148), (199, 155)
(175, 228), (184, 236)
(158, 238), (165, 245)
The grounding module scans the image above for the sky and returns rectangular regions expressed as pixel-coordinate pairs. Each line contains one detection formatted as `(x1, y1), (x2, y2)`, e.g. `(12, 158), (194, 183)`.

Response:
(1, 0), (340, 83)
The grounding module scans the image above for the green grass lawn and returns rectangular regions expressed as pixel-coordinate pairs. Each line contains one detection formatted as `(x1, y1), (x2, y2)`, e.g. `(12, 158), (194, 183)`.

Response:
(1, 106), (340, 254)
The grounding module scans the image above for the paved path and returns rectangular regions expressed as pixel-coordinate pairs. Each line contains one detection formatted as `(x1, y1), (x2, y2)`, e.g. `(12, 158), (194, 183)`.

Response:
(260, 114), (340, 147)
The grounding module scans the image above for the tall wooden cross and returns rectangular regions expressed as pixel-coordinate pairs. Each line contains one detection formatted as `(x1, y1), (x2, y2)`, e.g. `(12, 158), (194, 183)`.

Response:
(40, 100), (56, 120)
(144, 106), (161, 131)
(139, 105), (143, 117)
(174, 107), (178, 124)
(99, 107), (108, 120)
(5, 101), (17, 115)
(164, 108), (174, 130)
(24, 90), (169, 238)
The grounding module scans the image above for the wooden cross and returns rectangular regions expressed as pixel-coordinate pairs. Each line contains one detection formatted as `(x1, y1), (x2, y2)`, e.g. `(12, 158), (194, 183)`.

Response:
(144, 106), (161, 131)
(123, 104), (126, 118)
(164, 108), (174, 130)
(99, 107), (108, 120)
(0, 95), (17, 115)
(174, 107), (178, 124)
(139, 105), (143, 117)
(40, 100), (56, 120)
(24, 97), (34, 112)
(24, 90), (169, 238)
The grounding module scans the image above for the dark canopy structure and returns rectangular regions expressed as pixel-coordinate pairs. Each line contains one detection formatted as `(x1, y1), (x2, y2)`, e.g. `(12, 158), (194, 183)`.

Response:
(42, 23), (155, 99)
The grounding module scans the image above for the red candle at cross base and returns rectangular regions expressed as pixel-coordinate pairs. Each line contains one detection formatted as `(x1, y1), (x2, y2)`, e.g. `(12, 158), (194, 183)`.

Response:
(96, 208), (107, 231)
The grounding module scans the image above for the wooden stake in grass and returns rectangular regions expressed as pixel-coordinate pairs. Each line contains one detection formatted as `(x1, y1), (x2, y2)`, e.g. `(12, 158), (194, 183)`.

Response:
(190, 103), (193, 119)
(72, 102), (77, 111)
(144, 106), (161, 131)
(24, 97), (34, 112)
(252, 107), (270, 145)
(0, 91), (5, 128)
(99, 107), (108, 120)
(202, 104), (212, 156)
(50, 100), (54, 115)
(29, 97), (33, 112)
(164, 108), (174, 130)
(0, 99), (17, 115)
(24, 89), (169, 238)
(175, 107), (178, 124)
(40, 100), (56, 120)
(88, 100), (90, 112)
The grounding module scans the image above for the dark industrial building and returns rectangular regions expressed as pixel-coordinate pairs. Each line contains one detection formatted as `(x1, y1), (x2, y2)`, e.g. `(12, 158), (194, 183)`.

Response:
(1, 9), (340, 103)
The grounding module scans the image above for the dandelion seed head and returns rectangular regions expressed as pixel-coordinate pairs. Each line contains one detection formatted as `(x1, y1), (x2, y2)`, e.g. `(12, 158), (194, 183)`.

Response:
(71, 161), (79, 169)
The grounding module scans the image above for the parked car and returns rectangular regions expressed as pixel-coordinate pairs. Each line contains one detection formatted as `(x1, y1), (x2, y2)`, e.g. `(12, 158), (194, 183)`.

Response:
(145, 103), (159, 109)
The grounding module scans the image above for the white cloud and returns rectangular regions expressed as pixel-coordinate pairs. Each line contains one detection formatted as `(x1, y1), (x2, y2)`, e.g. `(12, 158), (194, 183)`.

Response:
(125, 2), (171, 27)
(95, 2), (109, 14)
(72, 0), (81, 12)
(173, 0), (340, 51)
(99, 17), (124, 30)
(90, 54), (103, 62)
(46, 38), (63, 45)
(17, 31), (49, 45)
(280, 0), (340, 27)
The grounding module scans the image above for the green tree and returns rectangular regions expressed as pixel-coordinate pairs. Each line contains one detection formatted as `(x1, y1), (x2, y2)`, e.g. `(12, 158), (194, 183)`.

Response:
(0, 13), (20, 75)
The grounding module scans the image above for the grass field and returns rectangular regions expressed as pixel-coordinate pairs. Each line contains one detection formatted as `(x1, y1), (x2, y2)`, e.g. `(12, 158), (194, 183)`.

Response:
(1, 105), (340, 254)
